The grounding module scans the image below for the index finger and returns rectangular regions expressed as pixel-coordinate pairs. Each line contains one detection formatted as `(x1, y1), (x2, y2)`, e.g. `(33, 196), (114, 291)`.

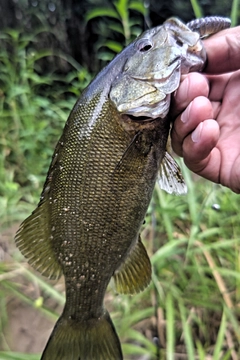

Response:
(170, 72), (209, 118)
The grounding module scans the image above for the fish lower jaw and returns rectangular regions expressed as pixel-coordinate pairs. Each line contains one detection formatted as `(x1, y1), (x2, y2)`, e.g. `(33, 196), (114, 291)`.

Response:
(124, 94), (171, 119)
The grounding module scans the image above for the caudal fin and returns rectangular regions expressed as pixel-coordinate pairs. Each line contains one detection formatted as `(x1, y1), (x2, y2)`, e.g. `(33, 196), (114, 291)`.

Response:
(41, 310), (123, 360)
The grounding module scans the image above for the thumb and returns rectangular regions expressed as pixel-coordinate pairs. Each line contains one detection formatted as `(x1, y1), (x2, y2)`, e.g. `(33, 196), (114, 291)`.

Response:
(204, 26), (240, 74)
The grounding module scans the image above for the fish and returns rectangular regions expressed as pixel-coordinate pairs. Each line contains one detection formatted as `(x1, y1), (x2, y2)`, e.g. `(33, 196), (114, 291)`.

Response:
(15, 16), (230, 360)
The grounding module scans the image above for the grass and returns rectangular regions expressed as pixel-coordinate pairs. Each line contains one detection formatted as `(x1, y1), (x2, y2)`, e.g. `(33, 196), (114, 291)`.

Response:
(0, 28), (91, 229)
(1, 164), (240, 359)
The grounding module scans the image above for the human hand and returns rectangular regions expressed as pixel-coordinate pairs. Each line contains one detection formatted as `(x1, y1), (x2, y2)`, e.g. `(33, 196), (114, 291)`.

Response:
(171, 26), (240, 193)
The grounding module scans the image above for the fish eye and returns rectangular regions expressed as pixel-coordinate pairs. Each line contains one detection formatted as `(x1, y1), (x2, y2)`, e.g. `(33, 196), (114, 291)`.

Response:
(137, 39), (153, 52)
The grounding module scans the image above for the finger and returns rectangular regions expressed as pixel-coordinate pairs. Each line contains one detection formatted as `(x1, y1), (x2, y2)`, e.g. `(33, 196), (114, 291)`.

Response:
(182, 120), (220, 183)
(207, 73), (234, 101)
(208, 70), (240, 126)
(218, 70), (240, 122)
(171, 96), (213, 156)
(171, 72), (209, 117)
(204, 26), (240, 74)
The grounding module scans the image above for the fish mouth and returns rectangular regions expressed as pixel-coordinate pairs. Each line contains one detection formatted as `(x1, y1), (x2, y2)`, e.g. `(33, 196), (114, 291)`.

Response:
(124, 93), (171, 120)
(128, 114), (156, 122)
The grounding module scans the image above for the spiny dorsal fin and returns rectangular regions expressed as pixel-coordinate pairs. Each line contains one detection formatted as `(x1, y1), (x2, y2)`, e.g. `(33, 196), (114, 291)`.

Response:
(113, 237), (151, 294)
(15, 200), (62, 279)
(158, 151), (187, 195)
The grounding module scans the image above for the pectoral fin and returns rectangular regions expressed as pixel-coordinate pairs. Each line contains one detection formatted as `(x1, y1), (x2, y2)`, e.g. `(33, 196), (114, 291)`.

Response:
(113, 237), (151, 294)
(158, 151), (187, 195)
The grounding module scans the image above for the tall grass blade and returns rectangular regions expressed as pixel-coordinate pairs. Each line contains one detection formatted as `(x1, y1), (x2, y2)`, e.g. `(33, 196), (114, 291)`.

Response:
(178, 300), (195, 359)
(85, 8), (119, 22)
(166, 292), (175, 360)
(189, 0), (203, 18)
(230, 0), (239, 26)
(0, 352), (40, 360)
(213, 309), (226, 360)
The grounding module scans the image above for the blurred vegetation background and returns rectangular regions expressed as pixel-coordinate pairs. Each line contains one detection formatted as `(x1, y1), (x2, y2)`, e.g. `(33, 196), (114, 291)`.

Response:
(0, 0), (240, 359)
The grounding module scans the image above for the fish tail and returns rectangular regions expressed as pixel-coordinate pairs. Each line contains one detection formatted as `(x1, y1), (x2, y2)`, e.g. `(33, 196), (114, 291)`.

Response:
(41, 310), (123, 360)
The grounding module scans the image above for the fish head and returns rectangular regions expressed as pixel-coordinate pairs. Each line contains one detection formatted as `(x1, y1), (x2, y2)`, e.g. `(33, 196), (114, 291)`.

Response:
(110, 17), (206, 119)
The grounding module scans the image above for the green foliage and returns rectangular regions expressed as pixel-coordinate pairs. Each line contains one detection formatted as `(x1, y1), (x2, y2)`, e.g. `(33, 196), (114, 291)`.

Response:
(109, 165), (240, 359)
(0, 353), (40, 360)
(231, 0), (240, 26)
(144, 162), (240, 359)
(0, 28), (92, 228)
(1, 169), (240, 358)
(189, 0), (203, 18)
(190, 0), (239, 24)
(86, 0), (147, 60)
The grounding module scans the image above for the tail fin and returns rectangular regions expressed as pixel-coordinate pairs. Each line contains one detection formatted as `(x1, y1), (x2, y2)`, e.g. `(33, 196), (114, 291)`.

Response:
(41, 310), (123, 360)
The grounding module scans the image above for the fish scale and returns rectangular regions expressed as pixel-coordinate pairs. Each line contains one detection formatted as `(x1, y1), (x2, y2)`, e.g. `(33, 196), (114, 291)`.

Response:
(15, 16), (231, 360)
(51, 98), (155, 312)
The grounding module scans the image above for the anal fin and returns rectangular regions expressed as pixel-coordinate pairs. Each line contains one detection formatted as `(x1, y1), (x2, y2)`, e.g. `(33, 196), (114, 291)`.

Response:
(113, 237), (151, 294)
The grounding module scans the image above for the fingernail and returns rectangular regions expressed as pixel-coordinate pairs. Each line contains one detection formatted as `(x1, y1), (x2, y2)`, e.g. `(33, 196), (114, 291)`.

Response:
(191, 122), (203, 143)
(181, 101), (192, 123)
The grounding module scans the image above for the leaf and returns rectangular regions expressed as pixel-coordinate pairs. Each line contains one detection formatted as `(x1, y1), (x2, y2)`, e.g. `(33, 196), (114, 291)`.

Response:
(231, 0), (239, 26)
(104, 40), (123, 53)
(178, 301), (195, 359)
(97, 51), (115, 61)
(85, 8), (120, 22)
(108, 23), (124, 35)
(4, 29), (20, 41)
(166, 292), (175, 360)
(0, 352), (40, 360)
(120, 307), (153, 329)
(213, 309), (227, 360)
(114, 0), (128, 21)
(122, 343), (154, 356)
(124, 328), (156, 352)
(189, 0), (203, 18)
(129, 1), (147, 16)
(151, 238), (188, 265)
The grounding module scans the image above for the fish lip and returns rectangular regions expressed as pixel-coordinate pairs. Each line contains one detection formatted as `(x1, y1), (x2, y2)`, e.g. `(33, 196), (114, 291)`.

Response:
(131, 58), (181, 83)
(168, 55), (181, 67)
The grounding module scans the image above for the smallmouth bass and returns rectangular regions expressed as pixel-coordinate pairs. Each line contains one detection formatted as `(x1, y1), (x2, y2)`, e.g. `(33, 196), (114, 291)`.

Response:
(15, 17), (230, 360)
